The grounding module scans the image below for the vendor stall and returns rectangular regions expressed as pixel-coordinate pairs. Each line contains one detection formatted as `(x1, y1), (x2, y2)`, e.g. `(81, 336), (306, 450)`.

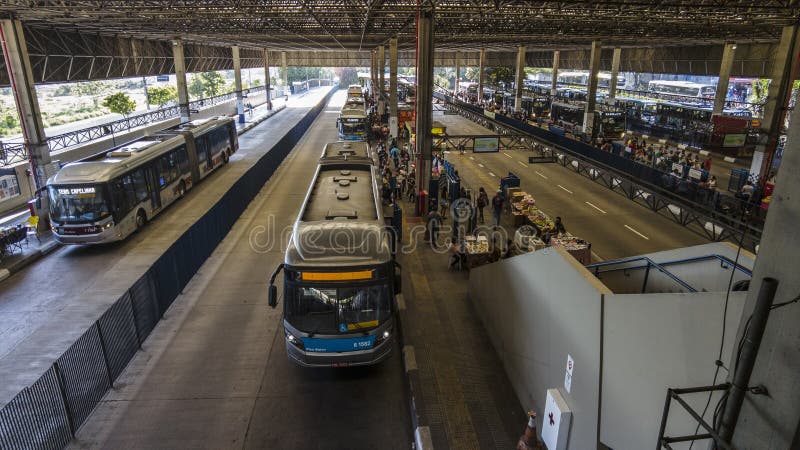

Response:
(463, 235), (491, 269)
(549, 233), (592, 264)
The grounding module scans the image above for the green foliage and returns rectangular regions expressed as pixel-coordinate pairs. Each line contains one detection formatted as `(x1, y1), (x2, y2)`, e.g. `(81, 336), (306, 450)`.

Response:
(74, 81), (106, 97)
(188, 71), (227, 99)
(335, 67), (359, 88)
(463, 67), (481, 82)
(486, 66), (515, 86)
(748, 79), (770, 105)
(147, 86), (177, 107)
(252, 78), (263, 87)
(102, 92), (136, 116)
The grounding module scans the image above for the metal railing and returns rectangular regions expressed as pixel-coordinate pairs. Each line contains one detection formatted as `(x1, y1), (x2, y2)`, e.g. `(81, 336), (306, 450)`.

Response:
(585, 254), (753, 293)
(0, 86), (268, 166)
(434, 92), (764, 250)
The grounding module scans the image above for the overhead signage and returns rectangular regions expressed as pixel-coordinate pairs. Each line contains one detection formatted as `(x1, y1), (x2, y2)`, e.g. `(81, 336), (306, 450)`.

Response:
(473, 137), (500, 153)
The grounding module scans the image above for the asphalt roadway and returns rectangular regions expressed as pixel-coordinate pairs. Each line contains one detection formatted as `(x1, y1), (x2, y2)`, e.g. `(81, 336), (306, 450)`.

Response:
(67, 90), (411, 449)
(433, 110), (708, 261)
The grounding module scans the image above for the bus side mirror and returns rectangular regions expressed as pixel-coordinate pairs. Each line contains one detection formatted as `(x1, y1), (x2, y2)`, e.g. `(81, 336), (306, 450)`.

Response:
(268, 285), (278, 308)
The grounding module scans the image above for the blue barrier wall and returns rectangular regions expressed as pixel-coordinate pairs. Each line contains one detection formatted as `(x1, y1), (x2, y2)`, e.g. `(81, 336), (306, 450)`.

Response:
(0, 87), (337, 450)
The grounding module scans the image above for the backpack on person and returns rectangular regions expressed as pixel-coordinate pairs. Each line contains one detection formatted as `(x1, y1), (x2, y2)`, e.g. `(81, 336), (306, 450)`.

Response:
(477, 192), (487, 208)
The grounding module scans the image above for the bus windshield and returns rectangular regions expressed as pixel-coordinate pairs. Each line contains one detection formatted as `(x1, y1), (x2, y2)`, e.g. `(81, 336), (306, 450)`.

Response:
(340, 119), (366, 135)
(48, 184), (111, 223)
(286, 283), (391, 334)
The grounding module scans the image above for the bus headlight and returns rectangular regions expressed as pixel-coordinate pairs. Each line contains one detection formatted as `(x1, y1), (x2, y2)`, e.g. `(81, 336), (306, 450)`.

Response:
(383, 330), (390, 339)
(285, 331), (304, 349)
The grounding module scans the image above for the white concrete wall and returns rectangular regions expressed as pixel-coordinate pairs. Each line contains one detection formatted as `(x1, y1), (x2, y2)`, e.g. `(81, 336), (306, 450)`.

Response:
(601, 291), (747, 450)
(469, 246), (611, 450)
(0, 93), (266, 216)
(595, 243), (754, 294)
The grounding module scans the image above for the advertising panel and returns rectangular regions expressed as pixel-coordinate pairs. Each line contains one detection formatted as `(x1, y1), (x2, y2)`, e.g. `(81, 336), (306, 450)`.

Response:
(473, 137), (500, 153)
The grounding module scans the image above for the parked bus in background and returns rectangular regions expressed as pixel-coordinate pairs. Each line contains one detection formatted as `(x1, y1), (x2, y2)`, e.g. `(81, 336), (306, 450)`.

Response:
(347, 84), (363, 100)
(47, 117), (237, 244)
(267, 158), (399, 367)
(647, 80), (716, 99)
(337, 102), (368, 141)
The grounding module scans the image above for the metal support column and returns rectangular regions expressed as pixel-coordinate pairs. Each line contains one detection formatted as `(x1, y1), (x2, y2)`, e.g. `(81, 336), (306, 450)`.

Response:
(0, 19), (52, 202)
(454, 50), (461, 96)
(232, 46), (244, 124)
(389, 37), (398, 138)
(584, 41), (602, 141)
(281, 51), (288, 95)
(514, 45), (526, 114)
(478, 48), (486, 105)
(753, 25), (799, 182)
(609, 47), (621, 101)
(371, 49), (378, 101)
(416, 1), (435, 215)
(551, 50), (560, 97)
(713, 43), (737, 115)
(727, 53), (800, 446)
(172, 39), (190, 123)
(378, 45), (385, 94)
(263, 48), (272, 110)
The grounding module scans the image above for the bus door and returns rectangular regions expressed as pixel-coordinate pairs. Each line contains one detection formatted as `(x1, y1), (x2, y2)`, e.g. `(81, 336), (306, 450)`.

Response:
(184, 132), (201, 186)
(145, 166), (162, 211)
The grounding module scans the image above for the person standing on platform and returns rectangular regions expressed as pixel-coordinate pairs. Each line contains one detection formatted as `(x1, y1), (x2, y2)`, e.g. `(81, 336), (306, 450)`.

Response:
(476, 187), (488, 224)
(426, 208), (442, 247)
(491, 190), (503, 227)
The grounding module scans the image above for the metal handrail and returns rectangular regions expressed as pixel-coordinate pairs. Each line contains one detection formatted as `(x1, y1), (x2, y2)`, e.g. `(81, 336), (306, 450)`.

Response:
(0, 86), (268, 166)
(586, 256), (698, 292)
(586, 254), (752, 277)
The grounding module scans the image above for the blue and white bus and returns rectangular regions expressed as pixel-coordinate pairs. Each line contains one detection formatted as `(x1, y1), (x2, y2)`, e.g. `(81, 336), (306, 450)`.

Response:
(267, 157), (399, 367)
(337, 101), (368, 141)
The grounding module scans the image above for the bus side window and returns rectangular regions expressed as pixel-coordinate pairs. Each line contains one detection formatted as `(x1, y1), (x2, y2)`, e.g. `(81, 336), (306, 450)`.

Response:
(111, 178), (128, 216)
(121, 174), (138, 212)
(132, 169), (149, 202)
(177, 145), (190, 174)
(196, 135), (209, 165)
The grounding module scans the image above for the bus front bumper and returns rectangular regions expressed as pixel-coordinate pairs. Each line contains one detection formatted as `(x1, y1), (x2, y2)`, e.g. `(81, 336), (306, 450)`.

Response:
(286, 336), (394, 368)
(52, 226), (122, 244)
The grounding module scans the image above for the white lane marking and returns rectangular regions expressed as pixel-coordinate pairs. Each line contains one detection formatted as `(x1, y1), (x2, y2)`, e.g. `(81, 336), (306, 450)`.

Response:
(478, 163), (484, 168)
(535, 171), (549, 180)
(624, 224), (650, 240)
(585, 201), (607, 214)
(557, 184), (573, 194)
(517, 160), (528, 168)
(503, 152), (513, 158)
(488, 172), (496, 177)
(469, 156), (475, 161)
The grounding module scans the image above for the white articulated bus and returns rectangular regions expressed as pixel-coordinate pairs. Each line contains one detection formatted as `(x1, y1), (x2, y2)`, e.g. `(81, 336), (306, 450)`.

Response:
(47, 117), (238, 244)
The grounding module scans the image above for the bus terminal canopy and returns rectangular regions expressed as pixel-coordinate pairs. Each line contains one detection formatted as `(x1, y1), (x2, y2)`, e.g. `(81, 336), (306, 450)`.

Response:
(1, 1), (797, 52)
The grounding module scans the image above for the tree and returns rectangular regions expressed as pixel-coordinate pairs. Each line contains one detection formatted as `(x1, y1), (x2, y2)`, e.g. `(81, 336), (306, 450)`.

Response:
(464, 67), (481, 82)
(188, 74), (206, 99)
(147, 86), (177, 107)
(252, 78), (263, 87)
(187, 71), (227, 100)
(485, 66), (515, 87)
(199, 71), (226, 97)
(102, 92), (136, 128)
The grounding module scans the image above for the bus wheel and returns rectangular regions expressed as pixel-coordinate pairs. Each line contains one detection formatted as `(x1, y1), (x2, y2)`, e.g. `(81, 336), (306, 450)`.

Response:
(222, 150), (230, 164)
(178, 180), (186, 199)
(135, 210), (147, 231)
